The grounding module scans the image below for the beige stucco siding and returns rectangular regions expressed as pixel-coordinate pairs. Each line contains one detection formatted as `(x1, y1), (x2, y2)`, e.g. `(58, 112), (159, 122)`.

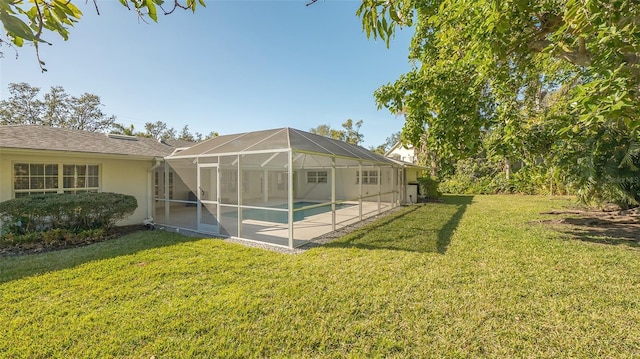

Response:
(0, 149), (154, 226)
(405, 168), (422, 183)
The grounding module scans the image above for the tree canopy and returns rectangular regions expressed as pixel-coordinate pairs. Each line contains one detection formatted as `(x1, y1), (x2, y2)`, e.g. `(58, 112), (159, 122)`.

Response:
(0, 82), (215, 142)
(120, 120), (218, 142)
(0, 82), (116, 132)
(310, 119), (365, 146)
(359, 0), (640, 206)
(0, 0), (205, 70)
(370, 131), (401, 154)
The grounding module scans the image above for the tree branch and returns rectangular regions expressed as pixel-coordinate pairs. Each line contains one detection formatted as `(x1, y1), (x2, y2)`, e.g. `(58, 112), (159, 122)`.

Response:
(161, 0), (190, 15)
(530, 39), (592, 67)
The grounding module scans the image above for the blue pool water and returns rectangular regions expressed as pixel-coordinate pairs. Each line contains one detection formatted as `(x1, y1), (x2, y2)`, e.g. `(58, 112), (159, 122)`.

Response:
(224, 202), (352, 224)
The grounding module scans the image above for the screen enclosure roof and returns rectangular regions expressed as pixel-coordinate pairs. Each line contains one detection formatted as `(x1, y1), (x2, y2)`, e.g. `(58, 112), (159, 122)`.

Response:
(167, 127), (397, 165)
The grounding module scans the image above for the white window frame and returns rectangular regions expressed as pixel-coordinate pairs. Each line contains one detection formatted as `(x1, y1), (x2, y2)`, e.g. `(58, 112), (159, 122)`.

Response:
(356, 170), (380, 185)
(62, 164), (100, 194)
(13, 162), (100, 197)
(13, 163), (59, 197)
(307, 170), (328, 184)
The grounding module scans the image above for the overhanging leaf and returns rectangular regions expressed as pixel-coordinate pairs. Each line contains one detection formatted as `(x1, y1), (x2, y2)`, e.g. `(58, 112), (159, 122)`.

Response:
(0, 11), (36, 42)
(145, 0), (158, 22)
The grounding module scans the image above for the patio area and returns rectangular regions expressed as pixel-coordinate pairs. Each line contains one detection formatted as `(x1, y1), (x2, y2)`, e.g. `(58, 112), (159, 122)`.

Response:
(154, 199), (393, 247)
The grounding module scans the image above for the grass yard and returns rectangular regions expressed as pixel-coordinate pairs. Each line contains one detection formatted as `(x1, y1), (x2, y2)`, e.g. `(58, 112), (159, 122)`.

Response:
(1, 195), (639, 358)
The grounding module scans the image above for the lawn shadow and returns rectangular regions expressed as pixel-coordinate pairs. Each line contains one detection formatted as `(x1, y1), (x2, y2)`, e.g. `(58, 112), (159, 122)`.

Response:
(436, 195), (474, 253)
(0, 231), (204, 284)
(547, 216), (640, 250)
(321, 195), (474, 254)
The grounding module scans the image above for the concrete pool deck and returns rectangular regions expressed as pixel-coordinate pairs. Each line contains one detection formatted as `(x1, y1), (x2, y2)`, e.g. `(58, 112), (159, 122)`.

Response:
(155, 200), (396, 248)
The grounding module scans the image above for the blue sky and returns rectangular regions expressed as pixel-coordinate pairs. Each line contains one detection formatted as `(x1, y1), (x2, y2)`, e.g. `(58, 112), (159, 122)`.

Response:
(0, 1), (413, 148)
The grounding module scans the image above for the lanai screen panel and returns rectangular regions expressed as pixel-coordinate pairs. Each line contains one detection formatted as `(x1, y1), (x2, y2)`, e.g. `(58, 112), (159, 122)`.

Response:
(174, 128), (290, 157)
(218, 154), (238, 237)
(155, 158), (198, 231)
(300, 154), (363, 236)
(235, 151), (292, 245)
(288, 128), (386, 162)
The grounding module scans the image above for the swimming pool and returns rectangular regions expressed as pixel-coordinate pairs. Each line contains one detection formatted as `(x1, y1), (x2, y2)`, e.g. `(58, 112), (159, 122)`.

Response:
(224, 201), (353, 224)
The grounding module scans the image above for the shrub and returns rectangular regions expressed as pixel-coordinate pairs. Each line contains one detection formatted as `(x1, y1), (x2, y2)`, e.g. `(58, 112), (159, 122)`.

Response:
(41, 228), (71, 245)
(439, 158), (505, 194)
(439, 158), (578, 196)
(0, 192), (137, 236)
(417, 176), (442, 200)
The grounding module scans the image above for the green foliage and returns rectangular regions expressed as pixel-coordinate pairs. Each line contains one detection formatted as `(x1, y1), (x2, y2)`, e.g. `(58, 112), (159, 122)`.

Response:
(0, 228), (106, 249)
(370, 131), (401, 154)
(359, 0), (640, 207)
(309, 119), (365, 145)
(438, 158), (574, 196)
(0, 83), (115, 131)
(0, 82), (216, 140)
(133, 121), (217, 141)
(416, 176), (441, 200)
(0, 0), (205, 71)
(0, 192), (137, 236)
(439, 158), (505, 195)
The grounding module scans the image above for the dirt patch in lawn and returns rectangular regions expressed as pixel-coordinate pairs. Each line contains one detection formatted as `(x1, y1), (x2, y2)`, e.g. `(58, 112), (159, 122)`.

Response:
(537, 207), (640, 249)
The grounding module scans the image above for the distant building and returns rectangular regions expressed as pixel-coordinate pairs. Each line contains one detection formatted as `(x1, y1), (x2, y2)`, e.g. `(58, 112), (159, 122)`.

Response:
(384, 142), (424, 205)
(385, 142), (418, 164)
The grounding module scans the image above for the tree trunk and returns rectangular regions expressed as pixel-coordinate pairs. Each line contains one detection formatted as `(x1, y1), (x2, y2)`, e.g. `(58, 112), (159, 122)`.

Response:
(504, 158), (511, 181)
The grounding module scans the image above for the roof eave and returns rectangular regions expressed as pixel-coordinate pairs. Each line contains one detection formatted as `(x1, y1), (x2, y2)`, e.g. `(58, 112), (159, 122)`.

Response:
(0, 147), (159, 161)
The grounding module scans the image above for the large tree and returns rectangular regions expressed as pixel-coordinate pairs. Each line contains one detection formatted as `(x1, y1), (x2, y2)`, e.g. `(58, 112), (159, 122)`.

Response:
(0, 82), (115, 131)
(358, 0), (640, 206)
(0, 0), (205, 70)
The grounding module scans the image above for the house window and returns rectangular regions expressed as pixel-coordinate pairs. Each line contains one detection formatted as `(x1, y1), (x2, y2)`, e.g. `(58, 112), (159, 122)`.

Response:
(356, 170), (379, 185)
(368, 170), (379, 185)
(63, 165), (100, 193)
(13, 163), (59, 197)
(13, 163), (100, 197)
(307, 171), (327, 183)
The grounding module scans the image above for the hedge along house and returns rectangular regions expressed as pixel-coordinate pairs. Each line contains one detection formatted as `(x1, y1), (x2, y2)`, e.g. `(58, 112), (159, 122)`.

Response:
(157, 127), (417, 248)
(0, 125), (191, 227)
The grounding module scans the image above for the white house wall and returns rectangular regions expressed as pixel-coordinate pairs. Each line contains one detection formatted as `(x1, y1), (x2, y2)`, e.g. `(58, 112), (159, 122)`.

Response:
(388, 145), (416, 163)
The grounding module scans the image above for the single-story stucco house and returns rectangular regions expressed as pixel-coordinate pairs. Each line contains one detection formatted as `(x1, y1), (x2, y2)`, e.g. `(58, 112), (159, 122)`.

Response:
(1, 125), (424, 248)
(0, 125), (191, 226)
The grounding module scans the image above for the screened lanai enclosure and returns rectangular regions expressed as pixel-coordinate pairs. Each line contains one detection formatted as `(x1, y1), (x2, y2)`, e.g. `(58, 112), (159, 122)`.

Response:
(153, 128), (406, 248)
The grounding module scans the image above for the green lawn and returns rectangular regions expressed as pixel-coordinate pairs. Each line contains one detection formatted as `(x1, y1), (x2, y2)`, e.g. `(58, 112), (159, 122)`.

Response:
(1, 195), (639, 358)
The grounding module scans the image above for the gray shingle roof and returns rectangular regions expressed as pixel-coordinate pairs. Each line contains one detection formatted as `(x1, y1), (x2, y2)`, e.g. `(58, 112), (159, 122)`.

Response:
(0, 125), (187, 158)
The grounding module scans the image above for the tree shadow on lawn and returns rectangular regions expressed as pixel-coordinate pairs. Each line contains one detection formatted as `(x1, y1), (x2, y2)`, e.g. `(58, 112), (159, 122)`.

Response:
(542, 215), (640, 250)
(323, 195), (474, 254)
(0, 231), (203, 285)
